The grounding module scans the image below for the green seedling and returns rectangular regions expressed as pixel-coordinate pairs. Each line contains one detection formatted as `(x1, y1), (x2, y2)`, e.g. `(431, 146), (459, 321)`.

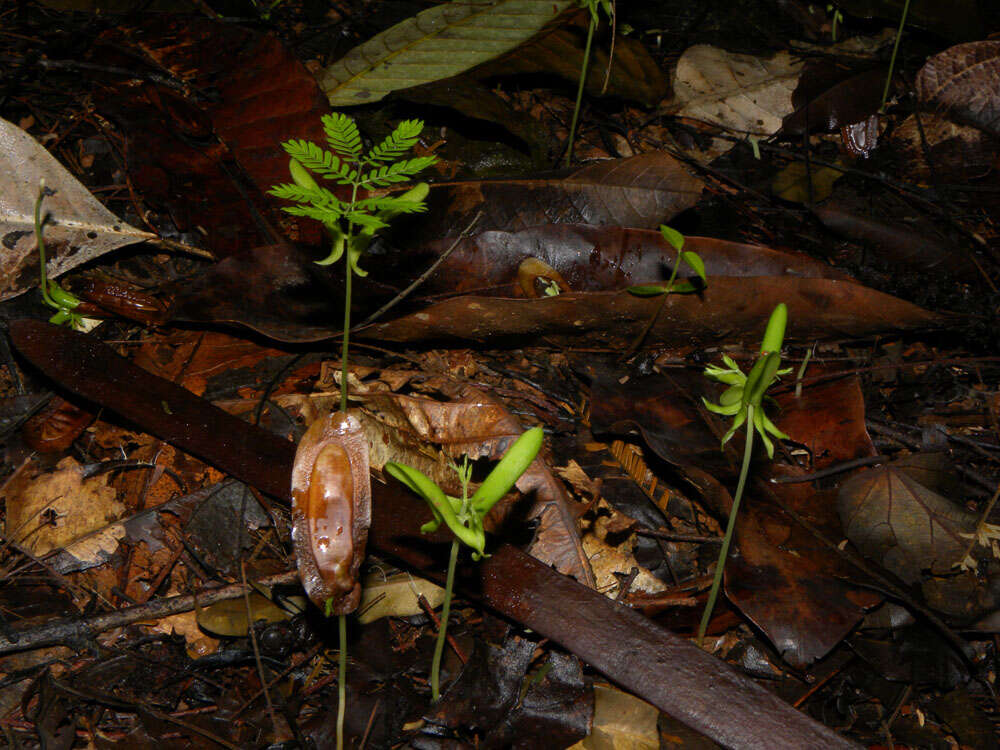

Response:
(270, 114), (436, 411)
(385, 426), (544, 701)
(697, 303), (790, 646)
(34, 180), (85, 329)
(624, 225), (707, 355)
(271, 114), (435, 750)
(565, 0), (614, 166)
(826, 4), (844, 40)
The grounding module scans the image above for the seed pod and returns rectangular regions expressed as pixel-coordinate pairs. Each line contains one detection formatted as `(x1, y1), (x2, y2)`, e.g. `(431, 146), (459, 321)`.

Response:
(291, 411), (370, 614)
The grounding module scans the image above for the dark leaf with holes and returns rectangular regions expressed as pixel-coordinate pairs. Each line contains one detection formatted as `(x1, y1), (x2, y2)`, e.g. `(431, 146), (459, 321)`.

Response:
(916, 41), (1000, 137)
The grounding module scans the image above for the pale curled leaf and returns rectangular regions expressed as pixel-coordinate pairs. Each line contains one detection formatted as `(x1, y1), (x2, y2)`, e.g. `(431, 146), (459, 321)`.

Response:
(0, 117), (155, 301)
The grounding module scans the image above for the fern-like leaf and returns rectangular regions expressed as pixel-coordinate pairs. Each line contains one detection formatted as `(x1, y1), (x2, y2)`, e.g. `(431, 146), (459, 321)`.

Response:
(283, 205), (343, 224)
(282, 140), (340, 174)
(345, 211), (389, 232)
(355, 196), (429, 215)
(365, 119), (424, 164)
(269, 183), (343, 211)
(362, 157), (438, 186)
(323, 113), (362, 159)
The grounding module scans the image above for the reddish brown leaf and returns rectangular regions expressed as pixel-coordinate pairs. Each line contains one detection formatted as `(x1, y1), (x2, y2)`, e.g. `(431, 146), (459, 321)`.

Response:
(22, 397), (96, 454)
(409, 151), (704, 239)
(783, 67), (885, 134)
(363, 277), (947, 348)
(96, 19), (330, 257)
(813, 203), (982, 282)
(405, 225), (850, 297)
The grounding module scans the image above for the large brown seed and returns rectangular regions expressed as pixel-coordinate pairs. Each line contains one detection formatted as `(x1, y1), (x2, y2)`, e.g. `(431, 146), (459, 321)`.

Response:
(291, 411), (370, 613)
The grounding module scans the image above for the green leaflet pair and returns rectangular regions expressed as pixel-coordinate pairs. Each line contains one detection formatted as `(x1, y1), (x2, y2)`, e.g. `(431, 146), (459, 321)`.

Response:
(385, 426), (544, 560)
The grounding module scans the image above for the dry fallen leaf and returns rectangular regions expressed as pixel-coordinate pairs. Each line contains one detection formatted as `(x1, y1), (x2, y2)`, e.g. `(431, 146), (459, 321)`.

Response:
(0, 117), (155, 301)
(3, 457), (125, 569)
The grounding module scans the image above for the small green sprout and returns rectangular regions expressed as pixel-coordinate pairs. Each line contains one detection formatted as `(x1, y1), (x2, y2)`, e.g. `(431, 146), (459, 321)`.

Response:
(624, 225), (707, 355)
(697, 303), (789, 646)
(627, 225), (707, 297)
(34, 180), (85, 329)
(385, 426), (544, 700)
(701, 302), (790, 458)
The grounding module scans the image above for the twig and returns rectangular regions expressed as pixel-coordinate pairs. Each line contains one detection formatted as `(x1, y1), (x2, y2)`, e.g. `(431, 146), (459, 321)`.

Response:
(356, 210), (482, 329)
(242, 561), (280, 739)
(0, 570), (298, 656)
(768, 455), (888, 484)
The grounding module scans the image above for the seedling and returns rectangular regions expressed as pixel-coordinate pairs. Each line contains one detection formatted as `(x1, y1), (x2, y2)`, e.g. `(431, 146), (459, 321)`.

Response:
(565, 0), (614, 165)
(34, 180), (85, 329)
(625, 225), (707, 354)
(271, 114), (435, 750)
(697, 303), (790, 646)
(385, 426), (544, 701)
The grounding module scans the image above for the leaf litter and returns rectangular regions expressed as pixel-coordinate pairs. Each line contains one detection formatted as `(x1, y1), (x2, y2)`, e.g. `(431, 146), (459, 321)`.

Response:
(1, 1), (1000, 748)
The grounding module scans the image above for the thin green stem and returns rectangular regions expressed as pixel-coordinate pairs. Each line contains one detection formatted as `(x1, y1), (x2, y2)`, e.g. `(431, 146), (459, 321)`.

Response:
(881, 0), (911, 108)
(339, 180), (360, 413)
(432, 536), (460, 702)
(697, 404), (755, 647)
(564, 13), (596, 167)
(340, 265), (351, 412)
(336, 613), (347, 750)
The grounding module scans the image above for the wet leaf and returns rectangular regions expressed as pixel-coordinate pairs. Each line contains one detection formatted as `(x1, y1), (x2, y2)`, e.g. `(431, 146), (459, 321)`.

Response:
(319, 0), (575, 107)
(363, 277), (947, 349)
(409, 151), (704, 238)
(783, 67), (885, 134)
(916, 41), (1000, 137)
(0, 117), (155, 301)
(837, 464), (978, 583)
(196, 592), (296, 637)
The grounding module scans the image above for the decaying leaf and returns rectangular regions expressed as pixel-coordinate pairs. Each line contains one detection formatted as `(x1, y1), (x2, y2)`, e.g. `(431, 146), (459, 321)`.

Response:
(0, 117), (155, 301)
(363, 277), (947, 349)
(569, 683), (659, 750)
(319, 0), (575, 106)
(916, 41), (1000, 136)
(359, 382), (594, 586)
(665, 46), (803, 161)
(838, 463), (980, 583)
(2, 457), (125, 570)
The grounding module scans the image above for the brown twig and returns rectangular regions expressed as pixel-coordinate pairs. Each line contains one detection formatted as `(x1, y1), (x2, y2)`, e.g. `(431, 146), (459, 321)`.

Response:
(0, 569), (299, 656)
(417, 594), (468, 665)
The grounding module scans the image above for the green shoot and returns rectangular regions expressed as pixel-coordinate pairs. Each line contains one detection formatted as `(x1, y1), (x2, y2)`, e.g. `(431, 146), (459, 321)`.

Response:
(385, 426), (544, 700)
(826, 4), (844, 40)
(34, 180), (84, 329)
(565, 0), (614, 166)
(269, 114), (437, 412)
(624, 226), (707, 356)
(698, 303), (790, 646)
